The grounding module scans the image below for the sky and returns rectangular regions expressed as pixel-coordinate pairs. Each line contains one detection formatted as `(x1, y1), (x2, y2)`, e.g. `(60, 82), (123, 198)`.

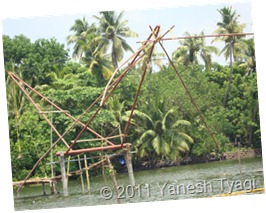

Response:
(1, 1), (253, 65)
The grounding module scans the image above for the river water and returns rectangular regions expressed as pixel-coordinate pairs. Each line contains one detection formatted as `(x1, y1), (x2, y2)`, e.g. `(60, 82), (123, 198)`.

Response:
(13, 157), (264, 211)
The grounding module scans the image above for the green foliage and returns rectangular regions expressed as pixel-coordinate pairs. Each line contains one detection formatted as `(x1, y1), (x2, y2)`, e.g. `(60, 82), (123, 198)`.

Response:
(10, 109), (51, 180)
(93, 11), (138, 69)
(3, 35), (32, 65)
(172, 32), (218, 71)
(129, 98), (194, 167)
(3, 35), (69, 87)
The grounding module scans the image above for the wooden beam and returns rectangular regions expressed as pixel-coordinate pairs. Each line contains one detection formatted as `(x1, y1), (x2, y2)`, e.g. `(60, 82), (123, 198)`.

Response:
(70, 134), (124, 143)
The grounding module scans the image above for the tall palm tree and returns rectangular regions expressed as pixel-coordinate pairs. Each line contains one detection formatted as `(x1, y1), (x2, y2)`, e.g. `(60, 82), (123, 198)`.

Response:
(172, 32), (218, 71)
(106, 95), (130, 143)
(138, 45), (165, 72)
(212, 6), (246, 106)
(128, 99), (193, 166)
(213, 6), (246, 61)
(66, 17), (96, 60)
(237, 38), (256, 76)
(68, 20), (114, 84)
(82, 50), (113, 85)
(6, 65), (27, 156)
(93, 11), (138, 70)
(199, 32), (219, 71)
(172, 32), (201, 65)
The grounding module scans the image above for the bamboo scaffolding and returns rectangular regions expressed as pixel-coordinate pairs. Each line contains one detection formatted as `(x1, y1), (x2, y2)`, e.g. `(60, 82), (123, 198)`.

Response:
(8, 73), (70, 148)
(66, 42), (155, 151)
(8, 72), (115, 148)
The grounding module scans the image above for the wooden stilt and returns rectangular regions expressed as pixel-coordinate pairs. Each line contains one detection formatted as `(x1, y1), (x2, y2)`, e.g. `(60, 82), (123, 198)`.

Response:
(106, 156), (120, 204)
(55, 181), (59, 194)
(78, 155), (85, 193)
(42, 182), (46, 195)
(124, 145), (135, 187)
(59, 151), (69, 197)
(102, 161), (107, 186)
(84, 154), (90, 192)
(66, 156), (71, 182)
(101, 139), (108, 186)
(50, 181), (55, 194)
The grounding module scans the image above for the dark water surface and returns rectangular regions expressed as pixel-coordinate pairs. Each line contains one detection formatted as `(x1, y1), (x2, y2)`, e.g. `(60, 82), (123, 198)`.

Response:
(13, 157), (264, 211)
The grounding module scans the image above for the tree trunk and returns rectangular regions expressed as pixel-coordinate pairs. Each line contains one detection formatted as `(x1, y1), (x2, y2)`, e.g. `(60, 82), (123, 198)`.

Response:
(223, 41), (233, 107)
(112, 49), (119, 72)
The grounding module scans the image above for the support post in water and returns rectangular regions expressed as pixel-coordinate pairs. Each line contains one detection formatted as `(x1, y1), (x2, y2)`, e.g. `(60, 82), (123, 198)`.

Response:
(106, 156), (120, 204)
(124, 144), (135, 187)
(78, 155), (85, 194)
(42, 182), (46, 195)
(59, 151), (69, 197)
(50, 181), (57, 194)
(84, 154), (91, 192)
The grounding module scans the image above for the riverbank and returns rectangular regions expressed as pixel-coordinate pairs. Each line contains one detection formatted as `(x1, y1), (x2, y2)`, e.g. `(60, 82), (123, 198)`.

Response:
(134, 148), (263, 170)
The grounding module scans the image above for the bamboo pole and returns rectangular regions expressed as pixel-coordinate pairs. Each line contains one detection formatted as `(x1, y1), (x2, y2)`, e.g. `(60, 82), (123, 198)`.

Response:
(102, 161), (107, 186)
(136, 32), (254, 43)
(78, 155), (85, 193)
(84, 154), (90, 192)
(101, 140), (108, 186)
(106, 156), (120, 204)
(67, 156), (71, 182)
(70, 134), (124, 143)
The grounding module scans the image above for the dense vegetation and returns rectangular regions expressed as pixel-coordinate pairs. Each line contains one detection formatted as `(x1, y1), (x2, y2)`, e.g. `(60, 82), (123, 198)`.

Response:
(3, 8), (261, 181)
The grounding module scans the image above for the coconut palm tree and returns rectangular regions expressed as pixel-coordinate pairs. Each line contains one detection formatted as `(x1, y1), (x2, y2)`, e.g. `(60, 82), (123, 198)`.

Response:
(6, 65), (27, 156)
(82, 50), (113, 85)
(199, 33), (219, 71)
(93, 11), (138, 70)
(138, 45), (165, 72)
(237, 38), (256, 76)
(212, 6), (246, 106)
(213, 6), (246, 61)
(68, 22), (114, 85)
(67, 17), (96, 60)
(172, 32), (218, 71)
(172, 32), (201, 65)
(46, 65), (75, 90)
(128, 99), (193, 166)
(106, 95), (130, 143)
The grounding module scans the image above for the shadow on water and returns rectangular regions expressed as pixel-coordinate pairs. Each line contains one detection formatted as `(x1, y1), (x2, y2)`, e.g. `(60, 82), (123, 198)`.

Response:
(13, 157), (264, 211)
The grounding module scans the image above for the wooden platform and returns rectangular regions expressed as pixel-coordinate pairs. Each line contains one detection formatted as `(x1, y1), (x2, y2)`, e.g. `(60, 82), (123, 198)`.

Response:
(13, 178), (58, 186)
(13, 177), (60, 195)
